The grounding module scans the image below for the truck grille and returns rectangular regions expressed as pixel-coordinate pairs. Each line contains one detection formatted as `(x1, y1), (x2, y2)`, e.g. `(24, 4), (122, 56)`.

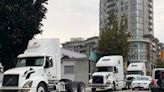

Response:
(92, 76), (104, 84)
(2, 74), (19, 86)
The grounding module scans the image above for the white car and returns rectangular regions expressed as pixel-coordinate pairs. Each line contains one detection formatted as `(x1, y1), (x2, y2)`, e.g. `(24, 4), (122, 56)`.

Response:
(131, 76), (152, 90)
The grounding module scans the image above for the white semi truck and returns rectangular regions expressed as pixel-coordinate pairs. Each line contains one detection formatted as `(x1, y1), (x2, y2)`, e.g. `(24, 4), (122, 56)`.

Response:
(89, 55), (126, 92)
(126, 62), (146, 89)
(126, 62), (146, 78)
(0, 38), (85, 92)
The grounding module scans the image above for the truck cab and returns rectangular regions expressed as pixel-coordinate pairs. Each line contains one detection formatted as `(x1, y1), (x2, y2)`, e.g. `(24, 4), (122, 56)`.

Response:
(0, 38), (86, 92)
(0, 38), (66, 92)
(126, 62), (146, 88)
(89, 56), (126, 92)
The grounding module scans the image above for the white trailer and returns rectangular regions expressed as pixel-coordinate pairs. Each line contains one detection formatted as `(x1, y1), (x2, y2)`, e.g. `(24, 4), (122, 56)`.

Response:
(89, 55), (126, 92)
(0, 38), (85, 92)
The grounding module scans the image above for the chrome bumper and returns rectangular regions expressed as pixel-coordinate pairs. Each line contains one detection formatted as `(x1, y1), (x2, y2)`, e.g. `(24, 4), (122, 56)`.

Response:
(0, 87), (35, 92)
(89, 84), (111, 88)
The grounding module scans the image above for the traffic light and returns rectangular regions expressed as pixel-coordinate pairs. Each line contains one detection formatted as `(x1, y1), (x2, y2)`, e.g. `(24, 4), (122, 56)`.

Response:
(160, 50), (164, 59)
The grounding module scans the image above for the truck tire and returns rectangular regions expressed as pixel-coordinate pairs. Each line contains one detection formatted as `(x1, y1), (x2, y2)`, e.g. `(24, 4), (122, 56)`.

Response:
(77, 82), (86, 92)
(91, 88), (96, 92)
(60, 79), (73, 92)
(37, 83), (47, 92)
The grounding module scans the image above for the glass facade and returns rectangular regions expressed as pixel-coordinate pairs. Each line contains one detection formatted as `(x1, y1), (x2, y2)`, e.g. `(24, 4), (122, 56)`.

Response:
(130, 0), (144, 37)
(100, 0), (154, 75)
(128, 42), (148, 62)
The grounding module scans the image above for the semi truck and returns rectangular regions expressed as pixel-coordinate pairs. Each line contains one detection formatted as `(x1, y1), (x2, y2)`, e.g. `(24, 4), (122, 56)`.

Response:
(126, 62), (146, 89)
(0, 38), (85, 92)
(89, 55), (126, 92)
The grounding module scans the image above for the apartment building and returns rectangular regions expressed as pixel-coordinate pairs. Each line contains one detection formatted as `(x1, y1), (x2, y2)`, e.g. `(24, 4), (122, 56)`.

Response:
(100, 0), (154, 75)
(62, 36), (99, 56)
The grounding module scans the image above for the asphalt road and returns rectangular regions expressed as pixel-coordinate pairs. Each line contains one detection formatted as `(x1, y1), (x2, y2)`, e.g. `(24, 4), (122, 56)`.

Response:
(86, 88), (150, 92)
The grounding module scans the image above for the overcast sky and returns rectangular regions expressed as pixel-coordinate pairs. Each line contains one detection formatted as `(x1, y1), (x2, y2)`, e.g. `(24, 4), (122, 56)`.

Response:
(40, 0), (164, 43)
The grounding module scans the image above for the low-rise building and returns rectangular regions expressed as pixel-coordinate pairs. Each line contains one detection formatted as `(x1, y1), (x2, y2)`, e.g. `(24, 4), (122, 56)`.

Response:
(62, 36), (99, 56)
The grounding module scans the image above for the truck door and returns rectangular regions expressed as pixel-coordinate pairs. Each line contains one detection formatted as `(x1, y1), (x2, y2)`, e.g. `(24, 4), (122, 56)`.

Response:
(45, 57), (55, 80)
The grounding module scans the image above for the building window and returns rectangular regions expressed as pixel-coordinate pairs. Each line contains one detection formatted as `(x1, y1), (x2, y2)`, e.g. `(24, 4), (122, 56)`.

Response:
(64, 65), (74, 74)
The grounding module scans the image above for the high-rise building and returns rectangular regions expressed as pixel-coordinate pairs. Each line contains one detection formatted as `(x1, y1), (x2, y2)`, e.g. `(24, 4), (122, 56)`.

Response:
(100, 0), (154, 75)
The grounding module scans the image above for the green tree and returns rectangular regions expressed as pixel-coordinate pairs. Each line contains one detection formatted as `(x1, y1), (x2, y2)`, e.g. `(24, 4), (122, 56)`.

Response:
(155, 59), (164, 68)
(0, 0), (48, 70)
(98, 13), (129, 64)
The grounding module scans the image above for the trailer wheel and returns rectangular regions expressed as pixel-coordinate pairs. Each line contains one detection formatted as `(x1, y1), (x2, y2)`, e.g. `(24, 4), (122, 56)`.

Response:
(37, 83), (47, 92)
(77, 82), (86, 92)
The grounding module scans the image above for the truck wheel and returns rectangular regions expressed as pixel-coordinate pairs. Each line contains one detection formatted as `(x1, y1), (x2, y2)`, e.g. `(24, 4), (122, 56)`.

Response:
(37, 83), (47, 92)
(91, 88), (96, 92)
(60, 79), (73, 92)
(77, 82), (85, 92)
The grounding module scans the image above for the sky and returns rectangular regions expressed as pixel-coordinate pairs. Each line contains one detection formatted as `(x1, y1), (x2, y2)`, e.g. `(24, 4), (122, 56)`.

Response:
(39, 0), (164, 43)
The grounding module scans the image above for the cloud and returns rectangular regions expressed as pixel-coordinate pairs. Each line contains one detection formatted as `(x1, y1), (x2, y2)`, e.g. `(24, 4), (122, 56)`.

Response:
(41, 0), (99, 43)
(41, 0), (164, 43)
(154, 0), (164, 42)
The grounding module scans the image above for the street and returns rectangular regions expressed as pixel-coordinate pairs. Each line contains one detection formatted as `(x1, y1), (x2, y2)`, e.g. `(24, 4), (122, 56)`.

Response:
(86, 88), (150, 92)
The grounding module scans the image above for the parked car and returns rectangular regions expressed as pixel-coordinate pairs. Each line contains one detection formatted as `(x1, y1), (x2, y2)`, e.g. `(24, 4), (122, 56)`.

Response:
(151, 68), (164, 92)
(131, 76), (152, 90)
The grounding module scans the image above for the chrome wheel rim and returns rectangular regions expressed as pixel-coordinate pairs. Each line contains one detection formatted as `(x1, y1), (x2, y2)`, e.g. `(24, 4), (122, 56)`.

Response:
(37, 86), (45, 92)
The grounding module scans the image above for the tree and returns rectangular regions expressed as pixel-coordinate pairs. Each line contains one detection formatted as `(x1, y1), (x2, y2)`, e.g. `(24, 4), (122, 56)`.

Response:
(0, 0), (48, 70)
(155, 59), (164, 68)
(98, 13), (129, 64)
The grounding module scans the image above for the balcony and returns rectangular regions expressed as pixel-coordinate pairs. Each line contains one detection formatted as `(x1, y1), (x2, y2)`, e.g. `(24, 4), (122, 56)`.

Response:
(143, 31), (154, 38)
(148, 2), (153, 8)
(149, 21), (153, 25)
(148, 8), (153, 14)
(128, 37), (150, 43)
(149, 14), (153, 19)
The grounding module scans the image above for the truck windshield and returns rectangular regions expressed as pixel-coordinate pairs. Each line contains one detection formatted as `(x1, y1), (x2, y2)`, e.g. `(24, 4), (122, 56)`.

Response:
(17, 57), (44, 67)
(127, 71), (143, 75)
(96, 67), (113, 72)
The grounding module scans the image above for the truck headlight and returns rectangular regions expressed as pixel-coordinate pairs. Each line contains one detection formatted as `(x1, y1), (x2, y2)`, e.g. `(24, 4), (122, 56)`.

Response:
(23, 81), (33, 88)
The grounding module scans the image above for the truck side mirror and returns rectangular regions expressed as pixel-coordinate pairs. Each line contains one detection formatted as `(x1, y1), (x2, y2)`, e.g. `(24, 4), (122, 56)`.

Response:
(0, 65), (4, 73)
(0, 69), (3, 73)
(114, 67), (118, 73)
(44, 58), (49, 68)
(44, 57), (53, 68)
(44, 61), (49, 68)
